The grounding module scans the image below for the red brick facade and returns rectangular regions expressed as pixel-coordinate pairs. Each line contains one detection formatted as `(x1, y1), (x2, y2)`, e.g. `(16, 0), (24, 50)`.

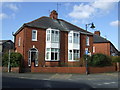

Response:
(93, 43), (110, 56)
(80, 34), (93, 57)
(14, 10), (117, 73)
(15, 26), (94, 71)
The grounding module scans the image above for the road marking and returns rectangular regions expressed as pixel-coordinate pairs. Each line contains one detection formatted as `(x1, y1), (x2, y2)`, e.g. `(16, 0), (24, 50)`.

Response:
(43, 79), (51, 80)
(104, 82), (110, 85)
(110, 82), (116, 84)
(49, 74), (72, 80)
(19, 77), (26, 79)
(97, 82), (117, 86)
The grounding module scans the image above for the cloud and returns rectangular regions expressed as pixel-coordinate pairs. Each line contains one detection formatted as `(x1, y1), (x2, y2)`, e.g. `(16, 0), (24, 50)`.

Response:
(1, 3), (20, 20)
(68, 1), (116, 22)
(110, 20), (120, 27)
(5, 3), (18, 11)
(0, 13), (8, 19)
(69, 3), (95, 19)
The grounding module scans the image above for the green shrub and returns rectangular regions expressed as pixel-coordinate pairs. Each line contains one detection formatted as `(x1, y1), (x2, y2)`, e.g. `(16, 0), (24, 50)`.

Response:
(2, 52), (22, 67)
(111, 56), (120, 63)
(88, 53), (112, 67)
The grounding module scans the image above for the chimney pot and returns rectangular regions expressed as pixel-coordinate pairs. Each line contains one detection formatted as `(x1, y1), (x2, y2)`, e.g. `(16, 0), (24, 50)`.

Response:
(94, 31), (100, 36)
(49, 10), (58, 19)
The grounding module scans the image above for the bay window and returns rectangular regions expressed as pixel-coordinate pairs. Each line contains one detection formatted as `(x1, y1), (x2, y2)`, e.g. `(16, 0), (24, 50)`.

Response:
(68, 49), (80, 61)
(46, 30), (59, 43)
(68, 33), (72, 43)
(73, 33), (79, 43)
(46, 48), (59, 61)
(68, 32), (79, 44)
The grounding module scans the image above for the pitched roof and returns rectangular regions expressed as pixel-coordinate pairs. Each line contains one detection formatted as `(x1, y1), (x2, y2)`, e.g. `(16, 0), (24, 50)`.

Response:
(14, 16), (112, 44)
(0, 40), (13, 45)
(93, 34), (110, 43)
(19, 16), (90, 33)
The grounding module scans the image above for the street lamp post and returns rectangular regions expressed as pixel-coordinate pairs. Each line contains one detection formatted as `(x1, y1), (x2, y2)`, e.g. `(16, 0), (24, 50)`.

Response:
(85, 22), (95, 75)
(8, 49), (11, 72)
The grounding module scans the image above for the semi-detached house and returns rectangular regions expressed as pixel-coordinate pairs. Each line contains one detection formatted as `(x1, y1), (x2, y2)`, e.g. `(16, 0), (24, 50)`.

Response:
(14, 10), (118, 72)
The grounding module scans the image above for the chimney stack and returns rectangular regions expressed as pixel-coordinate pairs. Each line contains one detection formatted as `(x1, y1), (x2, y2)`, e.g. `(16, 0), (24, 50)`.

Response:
(94, 31), (100, 36)
(50, 10), (58, 19)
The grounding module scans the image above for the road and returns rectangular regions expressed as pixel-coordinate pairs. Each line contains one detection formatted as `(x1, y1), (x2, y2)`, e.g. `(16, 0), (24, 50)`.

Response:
(2, 72), (119, 89)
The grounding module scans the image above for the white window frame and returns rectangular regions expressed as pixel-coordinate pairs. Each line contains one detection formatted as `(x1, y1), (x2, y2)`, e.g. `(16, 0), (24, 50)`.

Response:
(68, 49), (80, 61)
(32, 30), (37, 41)
(46, 28), (59, 43)
(86, 36), (89, 46)
(45, 48), (60, 61)
(18, 37), (21, 47)
(68, 31), (80, 44)
(93, 46), (95, 53)
(28, 48), (38, 67)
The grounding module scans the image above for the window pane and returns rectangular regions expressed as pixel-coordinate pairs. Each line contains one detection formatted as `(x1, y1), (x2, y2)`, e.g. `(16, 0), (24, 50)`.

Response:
(69, 36), (72, 43)
(86, 36), (89, 46)
(47, 34), (50, 41)
(47, 48), (50, 51)
(46, 52), (50, 59)
(51, 52), (54, 60)
(69, 50), (72, 60)
(32, 30), (37, 40)
(51, 48), (55, 52)
(55, 52), (57, 60)
(47, 30), (50, 33)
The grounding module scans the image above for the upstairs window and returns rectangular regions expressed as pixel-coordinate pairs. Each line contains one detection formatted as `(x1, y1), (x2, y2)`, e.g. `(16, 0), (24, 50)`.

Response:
(68, 32), (79, 44)
(73, 33), (79, 44)
(47, 30), (50, 41)
(32, 30), (37, 41)
(46, 29), (59, 43)
(18, 37), (21, 47)
(86, 36), (89, 46)
(68, 33), (72, 43)
(51, 30), (59, 42)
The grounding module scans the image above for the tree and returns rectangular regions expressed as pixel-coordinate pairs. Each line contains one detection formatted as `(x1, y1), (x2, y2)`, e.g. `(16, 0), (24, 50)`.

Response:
(2, 52), (22, 67)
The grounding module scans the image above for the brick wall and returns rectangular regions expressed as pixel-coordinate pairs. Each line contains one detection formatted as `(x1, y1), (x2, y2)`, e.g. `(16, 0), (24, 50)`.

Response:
(31, 66), (86, 74)
(15, 27), (46, 69)
(93, 43), (110, 56)
(60, 31), (68, 66)
(31, 66), (116, 74)
(88, 66), (115, 73)
(80, 34), (93, 57)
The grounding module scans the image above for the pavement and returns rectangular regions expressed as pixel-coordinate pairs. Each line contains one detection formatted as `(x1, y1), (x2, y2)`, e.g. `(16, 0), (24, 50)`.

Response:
(2, 72), (119, 89)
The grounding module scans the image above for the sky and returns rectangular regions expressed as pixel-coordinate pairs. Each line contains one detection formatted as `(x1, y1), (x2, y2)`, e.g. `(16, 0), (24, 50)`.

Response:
(0, 1), (119, 50)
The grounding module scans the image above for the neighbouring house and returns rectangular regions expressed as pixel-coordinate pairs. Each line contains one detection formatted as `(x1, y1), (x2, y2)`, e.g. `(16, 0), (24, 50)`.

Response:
(0, 40), (14, 55)
(93, 31), (118, 56)
(14, 10), (118, 72)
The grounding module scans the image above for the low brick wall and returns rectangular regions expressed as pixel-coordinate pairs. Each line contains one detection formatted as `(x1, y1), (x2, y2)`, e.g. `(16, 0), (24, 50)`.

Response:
(31, 66), (116, 74)
(31, 67), (86, 74)
(88, 66), (116, 73)
(1, 67), (20, 73)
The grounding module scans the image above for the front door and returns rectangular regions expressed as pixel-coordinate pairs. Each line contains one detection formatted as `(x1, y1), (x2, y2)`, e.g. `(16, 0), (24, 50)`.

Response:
(28, 48), (38, 67)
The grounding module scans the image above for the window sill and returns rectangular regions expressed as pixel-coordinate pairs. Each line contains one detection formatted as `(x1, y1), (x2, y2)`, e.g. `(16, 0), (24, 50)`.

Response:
(45, 60), (60, 61)
(68, 60), (80, 62)
(32, 40), (37, 42)
(86, 45), (90, 46)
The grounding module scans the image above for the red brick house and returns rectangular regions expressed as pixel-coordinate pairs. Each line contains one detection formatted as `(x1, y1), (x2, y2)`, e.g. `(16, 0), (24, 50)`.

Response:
(14, 10), (118, 72)
(93, 31), (118, 56)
